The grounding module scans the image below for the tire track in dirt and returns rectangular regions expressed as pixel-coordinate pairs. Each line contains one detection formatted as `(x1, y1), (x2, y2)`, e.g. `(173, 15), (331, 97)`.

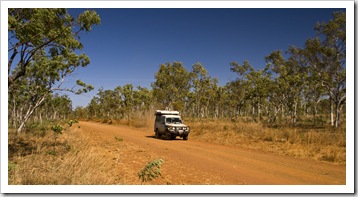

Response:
(80, 121), (345, 185)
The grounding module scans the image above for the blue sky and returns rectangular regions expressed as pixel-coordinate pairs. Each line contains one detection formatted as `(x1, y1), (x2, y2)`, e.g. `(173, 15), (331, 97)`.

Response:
(64, 8), (344, 108)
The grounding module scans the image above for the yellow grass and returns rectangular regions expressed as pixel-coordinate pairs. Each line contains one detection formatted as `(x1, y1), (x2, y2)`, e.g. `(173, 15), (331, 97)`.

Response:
(187, 118), (346, 164)
(8, 127), (125, 185)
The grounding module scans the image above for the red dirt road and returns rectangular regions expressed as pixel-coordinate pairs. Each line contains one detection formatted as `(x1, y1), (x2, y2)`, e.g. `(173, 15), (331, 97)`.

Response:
(79, 121), (346, 185)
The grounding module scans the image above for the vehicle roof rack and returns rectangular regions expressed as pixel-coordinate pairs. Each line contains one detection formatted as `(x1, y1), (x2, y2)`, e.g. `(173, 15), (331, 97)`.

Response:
(155, 110), (179, 115)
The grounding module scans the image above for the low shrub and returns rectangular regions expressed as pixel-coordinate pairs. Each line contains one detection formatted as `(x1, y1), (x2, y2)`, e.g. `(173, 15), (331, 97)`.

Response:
(138, 159), (164, 184)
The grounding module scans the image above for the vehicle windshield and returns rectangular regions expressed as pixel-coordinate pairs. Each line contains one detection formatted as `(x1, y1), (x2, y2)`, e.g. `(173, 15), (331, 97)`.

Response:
(166, 117), (182, 124)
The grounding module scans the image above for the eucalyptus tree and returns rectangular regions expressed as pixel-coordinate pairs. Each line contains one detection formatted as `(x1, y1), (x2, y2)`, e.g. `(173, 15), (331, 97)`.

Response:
(113, 86), (125, 118)
(312, 11), (345, 127)
(189, 63), (218, 118)
(205, 77), (220, 118)
(8, 8), (100, 87)
(225, 78), (248, 117)
(8, 8), (100, 133)
(230, 61), (272, 122)
(264, 76), (284, 124)
(133, 86), (153, 118)
(97, 88), (119, 119)
(290, 11), (346, 127)
(213, 86), (230, 118)
(305, 76), (326, 125)
(114, 85), (153, 120)
(265, 51), (307, 125)
(121, 84), (135, 120)
(73, 106), (88, 120)
(152, 62), (191, 111)
(87, 97), (100, 118)
(246, 68), (272, 122)
(46, 94), (72, 120)
(10, 53), (95, 133)
(228, 61), (253, 118)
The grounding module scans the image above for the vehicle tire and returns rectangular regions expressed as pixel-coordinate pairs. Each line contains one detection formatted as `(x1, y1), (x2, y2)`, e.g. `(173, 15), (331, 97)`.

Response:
(183, 135), (188, 140)
(170, 134), (176, 140)
(155, 129), (161, 139)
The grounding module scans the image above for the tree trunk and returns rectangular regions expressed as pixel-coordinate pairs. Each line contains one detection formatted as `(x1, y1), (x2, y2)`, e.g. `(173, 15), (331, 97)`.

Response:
(335, 101), (339, 128)
(293, 101), (297, 125)
(330, 97), (334, 126)
(258, 103), (261, 121)
(53, 111), (57, 120)
(39, 112), (43, 124)
(313, 104), (317, 126)
(274, 107), (278, 124)
(17, 94), (47, 134)
(17, 106), (35, 134)
(335, 98), (345, 128)
(252, 104), (255, 122)
(12, 98), (17, 128)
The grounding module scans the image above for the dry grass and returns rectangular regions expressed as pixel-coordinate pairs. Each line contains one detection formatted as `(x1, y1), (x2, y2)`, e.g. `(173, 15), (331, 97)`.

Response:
(187, 118), (346, 164)
(8, 126), (125, 185)
(8, 119), (171, 185)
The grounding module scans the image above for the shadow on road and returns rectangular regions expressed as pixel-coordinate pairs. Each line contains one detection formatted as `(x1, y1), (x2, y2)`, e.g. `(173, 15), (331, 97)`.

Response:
(145, 135), (182, 141)
(145, 135), (156, 139)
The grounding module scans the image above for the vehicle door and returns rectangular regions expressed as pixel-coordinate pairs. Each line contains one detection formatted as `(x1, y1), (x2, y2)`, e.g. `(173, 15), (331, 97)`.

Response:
(158, 116), (166, 133)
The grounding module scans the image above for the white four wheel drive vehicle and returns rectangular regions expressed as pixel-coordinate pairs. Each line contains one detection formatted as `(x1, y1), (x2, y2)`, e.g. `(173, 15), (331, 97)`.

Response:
(154, 110), (190, 140)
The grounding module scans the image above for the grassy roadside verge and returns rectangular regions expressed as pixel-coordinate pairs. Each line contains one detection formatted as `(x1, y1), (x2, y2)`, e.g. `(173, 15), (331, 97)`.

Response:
(186, 119), (346, 164)
(8, 125), (126, 184)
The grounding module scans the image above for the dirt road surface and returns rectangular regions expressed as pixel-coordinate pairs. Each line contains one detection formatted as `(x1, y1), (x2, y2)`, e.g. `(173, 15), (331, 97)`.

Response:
(79, 121), (345, 185)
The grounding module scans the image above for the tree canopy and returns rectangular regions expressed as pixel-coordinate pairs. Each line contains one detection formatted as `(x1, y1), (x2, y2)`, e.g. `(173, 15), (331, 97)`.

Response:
(8, 8), (100, 133)
(8, 10), (346, 131)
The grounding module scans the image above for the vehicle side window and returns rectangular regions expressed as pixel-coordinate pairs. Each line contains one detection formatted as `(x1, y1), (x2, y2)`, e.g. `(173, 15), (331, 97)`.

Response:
(155, 116), (160, 123)
(166, 118), (172, 123)
(161, 116), (165, 124)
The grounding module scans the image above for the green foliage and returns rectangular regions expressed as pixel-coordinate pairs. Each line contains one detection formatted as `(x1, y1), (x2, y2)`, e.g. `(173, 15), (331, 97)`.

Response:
(51, 124), (63, 135)
(68, 120), (73, 127)
(65, 144), (72, 152)
(138, 159), (164, 184)
(8, 8), (100, 87)
(82, 85), (153, 120)
(189, 63), (219, 118)
(291, 11), (346, 127)
(76, 80), (95, 94)
(8, 162), (16, 172)
(26, 122), (48, 136)
(8, 8), (100, 133)
(115, 136), (123, 141)
(223, 125), (229, 131)
(47, 150), (57, 156)
(68, 119), (79, 127)
(152, 62), (191, 110)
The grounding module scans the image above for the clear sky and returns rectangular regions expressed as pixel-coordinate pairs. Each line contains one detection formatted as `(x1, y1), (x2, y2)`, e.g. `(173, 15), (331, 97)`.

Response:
(65, 8), (345, 108)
